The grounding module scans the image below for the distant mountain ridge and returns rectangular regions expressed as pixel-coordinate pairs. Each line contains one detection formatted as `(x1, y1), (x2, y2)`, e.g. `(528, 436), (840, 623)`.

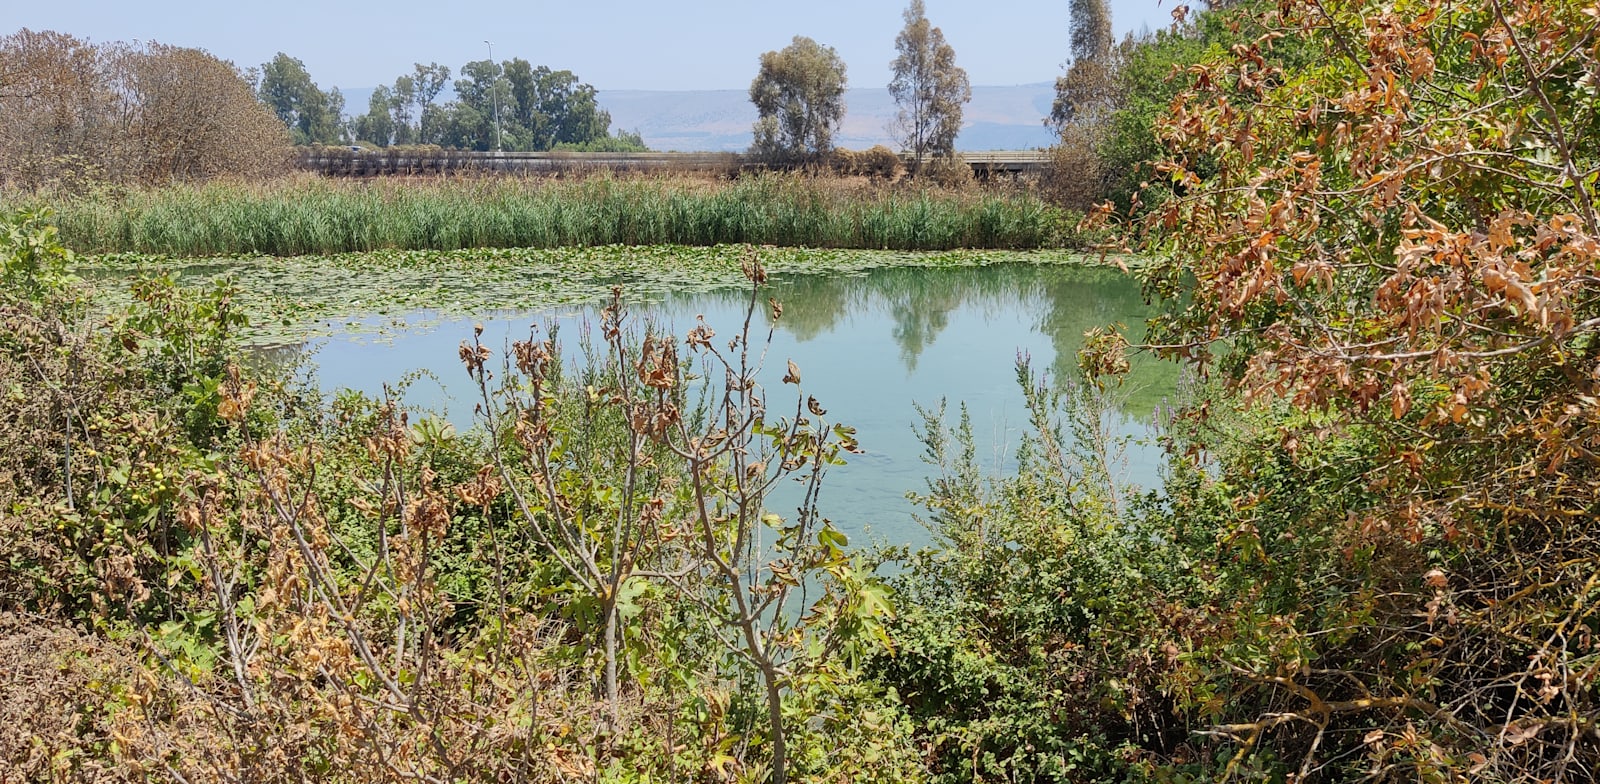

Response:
(339, 83), (1060, 152)
(598, 84), (1059, 152)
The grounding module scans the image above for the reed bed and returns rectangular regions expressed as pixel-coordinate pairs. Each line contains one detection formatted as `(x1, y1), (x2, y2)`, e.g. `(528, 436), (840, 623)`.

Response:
(32, 173), (1074, 256)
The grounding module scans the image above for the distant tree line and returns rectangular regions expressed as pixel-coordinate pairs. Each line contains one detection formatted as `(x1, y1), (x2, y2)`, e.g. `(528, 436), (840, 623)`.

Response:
(357, 58), (646, 152)
(253, 52), (643, 153)
(4, 1), (1198, 192)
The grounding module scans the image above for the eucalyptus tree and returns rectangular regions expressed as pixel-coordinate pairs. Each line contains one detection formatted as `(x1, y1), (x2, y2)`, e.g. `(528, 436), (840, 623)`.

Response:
(409, 62), (451, 143)
(444, 58), (510, 150)
(503, 60), (611, 150)
(436, 58), (611, 151)
(1049, 0), (1117, 128)
(354, 85), (396, 146)
(390, 75), (416, 144)
(748, 36), (848, 161)
(257, 53), (344, 145)
(350, 63), (453, 147)
(889, 0), (970, 175)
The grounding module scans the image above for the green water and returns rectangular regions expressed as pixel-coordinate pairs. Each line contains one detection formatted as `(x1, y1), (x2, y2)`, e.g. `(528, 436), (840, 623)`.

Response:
(302, 262), (1175, 549)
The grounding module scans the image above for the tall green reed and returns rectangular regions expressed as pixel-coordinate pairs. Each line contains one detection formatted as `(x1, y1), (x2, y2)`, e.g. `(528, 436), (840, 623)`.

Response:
(36, 173), (1076, 256)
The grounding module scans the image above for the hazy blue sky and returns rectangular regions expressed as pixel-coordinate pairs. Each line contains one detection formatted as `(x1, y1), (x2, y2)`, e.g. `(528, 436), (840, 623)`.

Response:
(14, 0), (1179, 93)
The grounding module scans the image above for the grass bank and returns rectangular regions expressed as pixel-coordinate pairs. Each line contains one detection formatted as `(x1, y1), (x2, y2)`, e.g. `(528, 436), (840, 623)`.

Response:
(31, 173), (1078, 256)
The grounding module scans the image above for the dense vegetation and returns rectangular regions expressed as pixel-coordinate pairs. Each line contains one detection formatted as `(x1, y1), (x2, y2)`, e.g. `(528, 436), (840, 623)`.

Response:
(933, 0), (1600, 780)
(1, 210), (918, 783)
(251, 50), (637, 153)
(4, 0), (1599, 782)
(30, 174), (1075, 256)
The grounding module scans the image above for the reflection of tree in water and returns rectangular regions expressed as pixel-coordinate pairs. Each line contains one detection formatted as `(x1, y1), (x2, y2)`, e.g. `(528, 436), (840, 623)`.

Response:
(878, 268), (964, 371)
(661, 263), (1178, 415)
(765, 274), (857, 342)
(1033, 268), (1180, 416)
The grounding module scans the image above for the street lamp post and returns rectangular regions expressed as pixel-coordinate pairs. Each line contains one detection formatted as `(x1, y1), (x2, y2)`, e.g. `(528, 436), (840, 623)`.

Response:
(485, 40), (503, 153)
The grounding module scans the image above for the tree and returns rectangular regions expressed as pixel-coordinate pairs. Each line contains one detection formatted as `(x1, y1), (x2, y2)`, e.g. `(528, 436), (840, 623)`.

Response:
(525, 67), (610, 148)
(889, 0), (970, 175)
(1041, 0), (1127, 210)
(1049, 0), (1116, 129)
(410, 62), (451, 144)
(389, 74), (416, 145)
(442, 58), (506, 151)
(749, 36), (848, 161)
(352, 64), (452, 148)
(257, 53), (343, 145)
(0, 30), (286, 188)
(0, 29), (113, 188)
(354, 84), (395, 146)
(133, 44), (294, 181)
(440, 58), (613, 152)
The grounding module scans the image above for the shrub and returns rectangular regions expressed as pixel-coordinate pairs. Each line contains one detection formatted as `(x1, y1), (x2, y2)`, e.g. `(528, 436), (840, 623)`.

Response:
(0, 30), (289, 190)
(0, 211), (920, 782)
(828, 146), (904, 180)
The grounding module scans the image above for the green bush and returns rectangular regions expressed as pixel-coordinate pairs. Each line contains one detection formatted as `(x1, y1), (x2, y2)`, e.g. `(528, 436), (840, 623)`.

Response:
(873, 369), (1211, 783)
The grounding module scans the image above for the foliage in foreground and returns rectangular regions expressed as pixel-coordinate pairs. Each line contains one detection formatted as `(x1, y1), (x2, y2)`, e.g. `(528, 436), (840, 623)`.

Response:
(0, 209), (918, 783)
(14, 0), (1600, 769)
(876, 0), (1600, 782)
(1137, 0), (1596, 779)
(875, 377), (1199, 783)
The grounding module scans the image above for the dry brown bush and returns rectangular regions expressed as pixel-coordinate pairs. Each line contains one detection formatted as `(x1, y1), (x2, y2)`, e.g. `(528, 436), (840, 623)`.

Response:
(0, 614), (142, 784)
(918, 153), (974, 189)
(1039, 121), (1107, 211)
(826, 145), (904, 180)
(0, 29), (289, 190)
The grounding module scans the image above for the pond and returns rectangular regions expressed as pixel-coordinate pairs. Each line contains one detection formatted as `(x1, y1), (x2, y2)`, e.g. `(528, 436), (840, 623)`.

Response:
(297, 262), (1176, 550)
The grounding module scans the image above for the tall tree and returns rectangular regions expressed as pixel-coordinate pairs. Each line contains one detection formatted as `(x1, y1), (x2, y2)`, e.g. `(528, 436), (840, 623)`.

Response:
(889, 0), (970, 175)
(389, 75), (416, 145)
(257, 53), (343, 145)
(135, 44), (294, 179)
(354, 84), (395, 146)
(443, 58), (507, 151)
(410, 62), (450, 144)
(748, 36), (847, 161)
(1069, 0), (1112, 64)
(0, 29), (110, 187)
(530, 67), (610, 148)
(1050, 0), (1117, 128)
(354, 63), (453, 147)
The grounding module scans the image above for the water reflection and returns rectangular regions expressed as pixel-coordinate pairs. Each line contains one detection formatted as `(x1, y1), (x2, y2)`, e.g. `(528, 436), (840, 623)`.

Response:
(304, 263), (1175, 548)
(683, 263), (1177, 413)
